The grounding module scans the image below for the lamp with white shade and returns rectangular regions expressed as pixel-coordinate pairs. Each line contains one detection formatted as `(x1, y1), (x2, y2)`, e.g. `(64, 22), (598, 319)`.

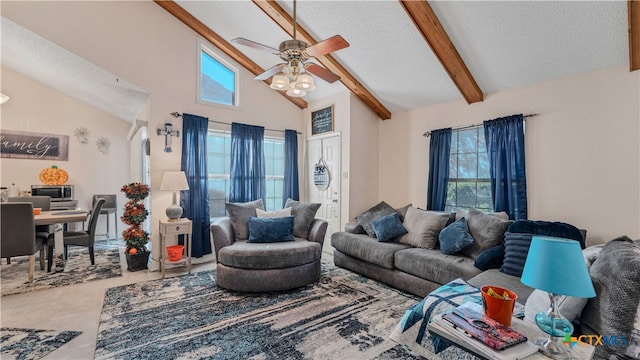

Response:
(160, 171), (189, 221)
(520, 236), (595, 359)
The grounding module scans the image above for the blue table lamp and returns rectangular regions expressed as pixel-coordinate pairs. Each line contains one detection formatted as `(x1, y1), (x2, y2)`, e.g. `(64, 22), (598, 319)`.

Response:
(521, 236), (595, 359)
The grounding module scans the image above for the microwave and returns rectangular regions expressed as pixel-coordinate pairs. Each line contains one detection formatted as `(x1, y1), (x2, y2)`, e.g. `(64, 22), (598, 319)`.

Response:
(31, 185), (74, 201)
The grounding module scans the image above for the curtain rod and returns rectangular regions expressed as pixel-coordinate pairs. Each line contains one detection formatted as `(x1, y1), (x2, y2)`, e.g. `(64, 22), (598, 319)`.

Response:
(422, 113), (539, 137)
(171, 112), (302, 135)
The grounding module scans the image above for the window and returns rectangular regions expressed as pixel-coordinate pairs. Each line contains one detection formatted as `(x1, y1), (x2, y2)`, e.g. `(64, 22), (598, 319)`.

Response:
(207, 131), (285, 216)
(199, 42), (238, 108)
(445, 126), (493, 213)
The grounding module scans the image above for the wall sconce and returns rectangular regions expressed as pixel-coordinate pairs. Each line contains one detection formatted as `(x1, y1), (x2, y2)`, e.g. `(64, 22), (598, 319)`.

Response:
(157, 122), (179, 153)
(1, 93), (10, 105)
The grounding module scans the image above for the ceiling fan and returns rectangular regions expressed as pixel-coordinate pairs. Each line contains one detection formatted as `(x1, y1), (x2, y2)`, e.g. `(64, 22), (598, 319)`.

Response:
(231, 0), (349, 97)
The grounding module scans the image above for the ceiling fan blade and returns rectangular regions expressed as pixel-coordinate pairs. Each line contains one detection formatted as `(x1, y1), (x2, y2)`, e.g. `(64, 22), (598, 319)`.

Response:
(255, 64), (286, 80)
(231, 37), (279, 54)
(305, 35), (350, 58)
(306, 63), (340, 83)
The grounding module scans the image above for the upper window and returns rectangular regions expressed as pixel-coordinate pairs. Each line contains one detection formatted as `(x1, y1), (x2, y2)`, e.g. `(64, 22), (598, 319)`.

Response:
(199, 42), (238, 108)
(445, 126), (493, 213)
(207, 130), (284, 217)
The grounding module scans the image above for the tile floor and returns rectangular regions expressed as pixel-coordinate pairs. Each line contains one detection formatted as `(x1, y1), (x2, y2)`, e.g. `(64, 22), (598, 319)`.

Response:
(0, 238), (335, 359)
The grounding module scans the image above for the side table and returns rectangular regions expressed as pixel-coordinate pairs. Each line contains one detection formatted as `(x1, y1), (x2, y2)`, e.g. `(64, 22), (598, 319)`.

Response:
(158, 218), (192, 279)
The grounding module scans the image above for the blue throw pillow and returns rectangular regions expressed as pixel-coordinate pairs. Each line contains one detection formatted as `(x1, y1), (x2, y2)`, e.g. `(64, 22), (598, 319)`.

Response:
(247, 216), (295, 243)
(371, 212), (407, 242)
(439, 217), (474, 255)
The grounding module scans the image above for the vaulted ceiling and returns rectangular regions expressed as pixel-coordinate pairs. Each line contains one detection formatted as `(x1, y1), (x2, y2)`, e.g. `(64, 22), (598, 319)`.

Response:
(1, 1), (637, 123)
(163, 0), (637, 120)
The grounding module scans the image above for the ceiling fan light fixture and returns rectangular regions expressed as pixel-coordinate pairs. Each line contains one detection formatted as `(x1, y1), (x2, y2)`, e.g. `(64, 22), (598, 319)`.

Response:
(294, 73), (315, 91)
(286, 88), (307, 97)
(270, 72), (290, 90)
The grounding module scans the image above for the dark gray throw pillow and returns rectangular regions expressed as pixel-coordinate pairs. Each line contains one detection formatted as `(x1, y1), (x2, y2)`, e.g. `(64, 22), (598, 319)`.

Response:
(284, 198), (321, 239)
(225, 199), (264, 240)
(356, 201), (396, 237)
(439, 217), (474, 255)
(371, 212), (407, 242)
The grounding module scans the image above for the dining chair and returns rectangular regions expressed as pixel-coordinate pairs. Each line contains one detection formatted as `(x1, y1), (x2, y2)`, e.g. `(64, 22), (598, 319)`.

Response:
(92, 194), (117, 242)
(61, 198), (105, 266)
(8, 196), (52, 263)
(1, 202), (47, 282)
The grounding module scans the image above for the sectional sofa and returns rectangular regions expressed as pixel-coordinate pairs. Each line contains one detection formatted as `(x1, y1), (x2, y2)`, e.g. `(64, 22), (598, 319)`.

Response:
(330, 202), (640, 359)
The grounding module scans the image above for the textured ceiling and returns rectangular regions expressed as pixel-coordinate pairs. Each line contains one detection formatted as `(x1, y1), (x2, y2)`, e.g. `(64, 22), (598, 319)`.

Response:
(0, 1), (630, 122)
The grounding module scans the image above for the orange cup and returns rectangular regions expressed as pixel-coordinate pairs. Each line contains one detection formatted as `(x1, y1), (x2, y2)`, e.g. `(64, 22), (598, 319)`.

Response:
(33, 208), (42, 215)
(481, 285), (517, 327)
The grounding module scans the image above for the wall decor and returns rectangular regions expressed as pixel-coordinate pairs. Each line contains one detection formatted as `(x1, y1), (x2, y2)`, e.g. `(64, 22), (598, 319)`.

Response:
(157, 122), (179, 153)
(313, 159), (330, 191)
(97, 137), (111, 154)
(0, 129), (69, 160)
(73, 127), (90, 144)
(311, 105), (334, 135)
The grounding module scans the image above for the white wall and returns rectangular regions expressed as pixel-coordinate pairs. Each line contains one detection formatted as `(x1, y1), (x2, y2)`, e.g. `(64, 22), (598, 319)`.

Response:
(0, 67), (131, 237)
(379, 65), (640, 245)
(3, 1), (305, 268)
(348, 92), (380, 220)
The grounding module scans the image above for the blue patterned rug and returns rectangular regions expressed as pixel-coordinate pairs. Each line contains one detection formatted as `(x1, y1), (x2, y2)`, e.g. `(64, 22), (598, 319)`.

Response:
(95, 262), (424, 359)
(0, 328), (81, 360)
(1, 246), (122, 296)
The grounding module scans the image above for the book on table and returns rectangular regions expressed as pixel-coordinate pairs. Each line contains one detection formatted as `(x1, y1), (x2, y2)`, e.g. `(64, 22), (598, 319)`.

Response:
(428, 303), (539, 360)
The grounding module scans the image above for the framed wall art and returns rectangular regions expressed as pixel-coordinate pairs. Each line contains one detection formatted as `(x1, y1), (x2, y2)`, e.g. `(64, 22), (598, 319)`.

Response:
(311, 105), (334, 135)
(0, 129), (69, 161)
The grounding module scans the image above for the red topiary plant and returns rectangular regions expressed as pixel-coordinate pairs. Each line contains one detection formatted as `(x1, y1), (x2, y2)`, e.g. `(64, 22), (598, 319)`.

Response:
(120, 182), (150, 254)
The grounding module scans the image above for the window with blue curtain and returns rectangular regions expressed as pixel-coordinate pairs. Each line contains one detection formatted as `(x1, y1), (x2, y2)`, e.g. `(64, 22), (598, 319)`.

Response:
(229, 123), (266, 205)
(282, 129), (299, 207)
(181, 113), (212, 258)
(426, 128), (452, 211)
(445, 126), (493, 213)
(483, 114), (528, 220)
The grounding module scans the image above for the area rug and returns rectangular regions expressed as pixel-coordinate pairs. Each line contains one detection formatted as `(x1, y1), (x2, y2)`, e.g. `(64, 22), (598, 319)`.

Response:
(95, 262), (425, 359)
(1, 246), (122, 296)
(0, 327), (82, 360)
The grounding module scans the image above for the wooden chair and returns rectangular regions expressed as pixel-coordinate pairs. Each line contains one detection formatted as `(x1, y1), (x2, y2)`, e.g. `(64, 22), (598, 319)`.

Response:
(1, 202), (47, 282)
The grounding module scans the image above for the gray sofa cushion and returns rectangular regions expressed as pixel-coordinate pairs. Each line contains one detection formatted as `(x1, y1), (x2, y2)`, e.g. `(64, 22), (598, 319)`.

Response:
(461, 208), (512, 259)
(394, 248), (482, 285)
(225, 199), (264, 240)
(331, 232), (410, 269)
(284, 198), (321, 239)
(398, 207), (450, 249)
(467, 269), (534, 305)
(218, 238), (320, 270)
(355, 201), (397, 237)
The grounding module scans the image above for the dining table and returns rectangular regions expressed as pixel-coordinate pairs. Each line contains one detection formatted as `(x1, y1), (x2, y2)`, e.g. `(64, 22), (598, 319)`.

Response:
(34, 210), (89, 272)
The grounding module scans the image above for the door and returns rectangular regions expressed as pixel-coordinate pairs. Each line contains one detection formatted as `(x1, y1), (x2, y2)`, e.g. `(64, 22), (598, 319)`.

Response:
(306, 133), (340, 253)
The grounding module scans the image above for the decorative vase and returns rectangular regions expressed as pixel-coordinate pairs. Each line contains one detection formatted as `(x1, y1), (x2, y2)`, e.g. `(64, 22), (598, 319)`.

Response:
(125, 249), (149, 272)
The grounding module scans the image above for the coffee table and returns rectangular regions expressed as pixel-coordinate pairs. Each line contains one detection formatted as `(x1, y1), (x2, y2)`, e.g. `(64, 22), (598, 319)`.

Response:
(428, 314), (594, 360)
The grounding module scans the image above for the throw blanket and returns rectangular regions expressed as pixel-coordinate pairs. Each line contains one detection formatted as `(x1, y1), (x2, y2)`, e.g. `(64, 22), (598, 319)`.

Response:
(507, 220), (584, 248)
(389, 279), (482, 357)
(587, 236), (640, 360)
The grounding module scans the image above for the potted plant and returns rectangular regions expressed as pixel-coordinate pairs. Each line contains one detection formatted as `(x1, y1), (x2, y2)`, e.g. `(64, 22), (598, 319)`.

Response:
(121, 182), (150, 271)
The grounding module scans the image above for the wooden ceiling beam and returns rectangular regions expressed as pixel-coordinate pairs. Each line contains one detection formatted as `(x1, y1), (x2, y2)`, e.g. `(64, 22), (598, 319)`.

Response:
(630, 0), (640, 71)
(399, 0), (483, 104)
(153, 0), (307, 109)
(252, 0), (392, 120)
